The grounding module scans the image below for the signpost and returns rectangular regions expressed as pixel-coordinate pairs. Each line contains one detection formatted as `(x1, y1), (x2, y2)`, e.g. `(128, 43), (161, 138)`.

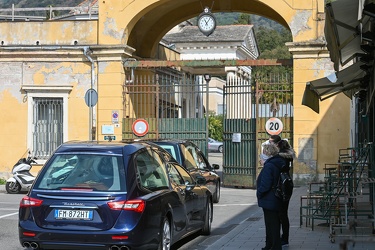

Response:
(132, 119), (149, 137)
(265, 117), (283, 135)
(84, 88), (98, 140)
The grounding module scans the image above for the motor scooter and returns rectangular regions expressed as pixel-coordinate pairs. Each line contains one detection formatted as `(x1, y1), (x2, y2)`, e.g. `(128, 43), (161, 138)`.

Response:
(6, 153), (37, 194)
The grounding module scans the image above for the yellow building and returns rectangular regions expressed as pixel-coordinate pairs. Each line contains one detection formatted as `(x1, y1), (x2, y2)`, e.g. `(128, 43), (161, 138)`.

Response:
(0, 0), (366, 185)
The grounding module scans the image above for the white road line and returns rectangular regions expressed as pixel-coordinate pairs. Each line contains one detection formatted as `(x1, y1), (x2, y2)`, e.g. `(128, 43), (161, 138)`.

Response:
(0, 212), (18, 219)
(214, 203), (256, 207)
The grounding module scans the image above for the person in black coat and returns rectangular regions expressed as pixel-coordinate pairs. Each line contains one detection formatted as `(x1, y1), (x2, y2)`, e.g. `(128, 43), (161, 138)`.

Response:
(277, 139), (296, 246)
(257, 143), (285, 250)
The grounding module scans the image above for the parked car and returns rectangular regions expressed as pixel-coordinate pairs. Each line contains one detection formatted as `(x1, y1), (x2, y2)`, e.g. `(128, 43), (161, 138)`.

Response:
(18, 141), (213, 250)
(151, 139), (221, 203)
(208, 138), (223, 153)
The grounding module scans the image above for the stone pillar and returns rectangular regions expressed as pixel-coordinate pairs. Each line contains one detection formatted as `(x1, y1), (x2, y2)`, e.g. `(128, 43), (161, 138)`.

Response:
(287, 41), (351, 184)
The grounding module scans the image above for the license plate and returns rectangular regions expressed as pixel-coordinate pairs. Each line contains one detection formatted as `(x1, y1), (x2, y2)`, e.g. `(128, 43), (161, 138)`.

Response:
(54, 209), (93, 220)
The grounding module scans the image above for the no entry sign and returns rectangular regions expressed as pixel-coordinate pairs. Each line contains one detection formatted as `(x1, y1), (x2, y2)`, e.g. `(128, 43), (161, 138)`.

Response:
(132, 119), (149, 137)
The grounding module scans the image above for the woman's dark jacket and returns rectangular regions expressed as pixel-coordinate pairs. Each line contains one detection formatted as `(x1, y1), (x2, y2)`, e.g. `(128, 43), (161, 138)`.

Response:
(279, 148), (295, 172)
(256, 154), (285, 211)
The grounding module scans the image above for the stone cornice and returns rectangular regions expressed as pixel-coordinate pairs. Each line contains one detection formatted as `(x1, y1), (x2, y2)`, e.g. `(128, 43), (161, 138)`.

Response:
(0, 45), (135, 62)
(286, 41), (330, 59)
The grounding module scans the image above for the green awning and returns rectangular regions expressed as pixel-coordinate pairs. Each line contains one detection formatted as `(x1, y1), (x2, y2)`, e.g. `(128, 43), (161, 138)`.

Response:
(325, 0), (367, 71)
(302, 62), (366, 113)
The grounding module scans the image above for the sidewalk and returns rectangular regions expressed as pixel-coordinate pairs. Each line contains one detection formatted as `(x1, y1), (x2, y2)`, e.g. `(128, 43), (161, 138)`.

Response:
(1, 184), (374, 249)
(206, 186), (375, 250)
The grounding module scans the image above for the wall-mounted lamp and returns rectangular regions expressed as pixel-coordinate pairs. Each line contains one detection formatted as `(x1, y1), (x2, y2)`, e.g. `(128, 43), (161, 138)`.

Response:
(203, 74), (211, 82)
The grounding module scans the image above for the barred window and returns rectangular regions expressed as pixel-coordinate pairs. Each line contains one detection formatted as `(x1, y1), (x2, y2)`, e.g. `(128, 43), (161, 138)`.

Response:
(32, 98), (63, 159)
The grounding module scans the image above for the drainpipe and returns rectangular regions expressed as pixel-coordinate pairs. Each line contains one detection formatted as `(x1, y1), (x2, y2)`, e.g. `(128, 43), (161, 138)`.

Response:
(83, 46), (96, 141)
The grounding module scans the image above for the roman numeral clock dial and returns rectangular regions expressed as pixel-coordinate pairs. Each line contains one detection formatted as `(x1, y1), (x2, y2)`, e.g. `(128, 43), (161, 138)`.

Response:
(198, 7), (216, 36)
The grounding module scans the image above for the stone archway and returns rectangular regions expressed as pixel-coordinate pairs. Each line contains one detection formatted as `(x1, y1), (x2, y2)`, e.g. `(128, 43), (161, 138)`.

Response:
(0, 1), (350, 182)
(98, 0), (344, 182)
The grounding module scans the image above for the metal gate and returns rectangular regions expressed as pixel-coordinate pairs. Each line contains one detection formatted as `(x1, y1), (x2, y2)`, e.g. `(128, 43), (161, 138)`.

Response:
(121, 67), (209, 152)
(223, 72), (293, 188)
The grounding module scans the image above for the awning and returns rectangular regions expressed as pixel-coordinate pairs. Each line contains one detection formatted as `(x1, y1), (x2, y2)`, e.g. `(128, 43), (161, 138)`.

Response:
(302, 62), (367, 113)
(325, 0), (367, 71)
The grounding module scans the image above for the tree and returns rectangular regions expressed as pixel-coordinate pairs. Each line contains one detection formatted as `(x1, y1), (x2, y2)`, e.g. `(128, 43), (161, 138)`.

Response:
(235, 13), (251, 24)
(208, 113), (223, 141)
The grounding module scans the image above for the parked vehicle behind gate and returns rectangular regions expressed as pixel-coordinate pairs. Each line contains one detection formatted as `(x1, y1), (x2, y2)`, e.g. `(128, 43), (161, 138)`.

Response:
(18, 141), (213, 250)
(208, 138), (223, 153)
(151, 139), (221, 203)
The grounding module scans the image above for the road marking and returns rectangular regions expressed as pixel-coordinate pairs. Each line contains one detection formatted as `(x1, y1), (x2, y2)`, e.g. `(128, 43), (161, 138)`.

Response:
(214, 203), (256, 207)
(0, 212), (18, 219)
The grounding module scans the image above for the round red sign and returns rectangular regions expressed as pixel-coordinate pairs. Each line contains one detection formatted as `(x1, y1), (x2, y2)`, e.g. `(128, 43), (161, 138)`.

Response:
(132, 119), (149, 137)
(265, 117), (283, 135)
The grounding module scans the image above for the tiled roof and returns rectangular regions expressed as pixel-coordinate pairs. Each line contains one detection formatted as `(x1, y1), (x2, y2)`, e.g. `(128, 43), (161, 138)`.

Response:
(163, 25), (254, 43)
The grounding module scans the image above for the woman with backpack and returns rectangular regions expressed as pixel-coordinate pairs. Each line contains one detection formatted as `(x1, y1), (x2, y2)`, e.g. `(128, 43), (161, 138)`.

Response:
(277, 139), (296, 247)
(257, 143), (285, 250)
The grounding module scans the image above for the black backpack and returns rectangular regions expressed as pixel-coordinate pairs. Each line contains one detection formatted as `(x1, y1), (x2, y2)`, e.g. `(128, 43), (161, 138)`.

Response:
(274, 167), (294, 202)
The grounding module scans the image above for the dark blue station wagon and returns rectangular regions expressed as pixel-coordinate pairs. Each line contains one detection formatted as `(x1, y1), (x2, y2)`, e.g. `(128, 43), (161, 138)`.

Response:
(18, 141), (213, 250)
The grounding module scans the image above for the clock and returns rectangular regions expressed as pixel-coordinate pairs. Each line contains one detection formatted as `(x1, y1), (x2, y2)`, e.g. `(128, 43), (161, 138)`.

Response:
(197, 7), (216, 36)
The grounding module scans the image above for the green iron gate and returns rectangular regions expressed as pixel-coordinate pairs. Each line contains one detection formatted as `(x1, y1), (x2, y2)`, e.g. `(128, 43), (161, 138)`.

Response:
(121, 67), (209, 153)
(222, 74), (257, 187)
(223, 72), (293, 188)
(255, 73), (294, 173)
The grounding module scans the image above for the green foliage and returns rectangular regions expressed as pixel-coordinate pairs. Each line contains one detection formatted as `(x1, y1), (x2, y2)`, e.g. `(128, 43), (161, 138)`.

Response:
(252, 25), (293, 105)
(256, 26), (292, 59)
(235, 13), (251, 25)
(0, 177), (6, 185)
(208, 113), (223, 141)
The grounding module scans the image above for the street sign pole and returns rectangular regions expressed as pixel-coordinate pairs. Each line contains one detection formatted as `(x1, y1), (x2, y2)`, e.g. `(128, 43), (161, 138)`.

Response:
(85, 89), (98, 141)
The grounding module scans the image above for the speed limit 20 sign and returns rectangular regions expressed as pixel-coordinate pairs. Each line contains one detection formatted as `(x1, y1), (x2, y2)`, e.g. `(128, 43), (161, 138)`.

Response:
(265, 117), (283, 135)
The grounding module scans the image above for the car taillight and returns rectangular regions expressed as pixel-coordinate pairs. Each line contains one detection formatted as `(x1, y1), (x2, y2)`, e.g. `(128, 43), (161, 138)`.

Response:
(23, 232), (36, 237)
(20, 196), (43, 207)
(107, 199), (145, 213)
(112, 235), (129, 240)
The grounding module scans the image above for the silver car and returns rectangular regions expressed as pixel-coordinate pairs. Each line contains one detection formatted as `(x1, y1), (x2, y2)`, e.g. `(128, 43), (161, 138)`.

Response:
(208, 138), (223, 153)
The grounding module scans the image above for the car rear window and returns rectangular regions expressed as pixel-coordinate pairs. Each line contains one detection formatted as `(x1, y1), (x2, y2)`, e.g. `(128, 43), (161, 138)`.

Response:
(159, 145), (177, 160)
(35, 154), (126, 192)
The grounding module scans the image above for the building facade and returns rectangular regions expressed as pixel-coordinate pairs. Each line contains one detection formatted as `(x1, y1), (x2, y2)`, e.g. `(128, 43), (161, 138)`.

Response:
(0, 0), (357, 184)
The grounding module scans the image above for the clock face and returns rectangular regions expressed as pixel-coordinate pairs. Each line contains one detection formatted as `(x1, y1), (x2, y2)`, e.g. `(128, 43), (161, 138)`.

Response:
(198, 14), (216, 36)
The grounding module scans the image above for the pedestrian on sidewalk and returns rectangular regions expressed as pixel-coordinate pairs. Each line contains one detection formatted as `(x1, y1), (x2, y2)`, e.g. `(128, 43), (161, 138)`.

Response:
(277, 139), (296, 247)
(257, 142), (284, 250)
(259, 134), (281, 165)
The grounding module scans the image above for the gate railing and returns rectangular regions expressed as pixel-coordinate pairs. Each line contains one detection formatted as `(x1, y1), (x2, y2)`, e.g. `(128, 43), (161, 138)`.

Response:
(255, 73), (294, 174)
(121, 68), (208, 153)
(223, 74), (257, 188)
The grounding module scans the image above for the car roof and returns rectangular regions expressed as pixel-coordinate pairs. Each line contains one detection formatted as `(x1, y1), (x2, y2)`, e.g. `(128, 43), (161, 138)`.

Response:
(146, 139), (192, 145)
(55, 141), (150, 156)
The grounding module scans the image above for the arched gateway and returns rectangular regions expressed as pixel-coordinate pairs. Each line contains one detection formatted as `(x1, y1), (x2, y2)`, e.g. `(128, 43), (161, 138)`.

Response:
(0, 0), (347, 185)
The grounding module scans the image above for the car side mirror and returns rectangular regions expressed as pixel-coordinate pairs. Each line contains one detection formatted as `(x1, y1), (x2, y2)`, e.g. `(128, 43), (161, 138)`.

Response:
(196, 175), (206, 185)
(212, 164), (220, 170)
(185, 181), (196, 191)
